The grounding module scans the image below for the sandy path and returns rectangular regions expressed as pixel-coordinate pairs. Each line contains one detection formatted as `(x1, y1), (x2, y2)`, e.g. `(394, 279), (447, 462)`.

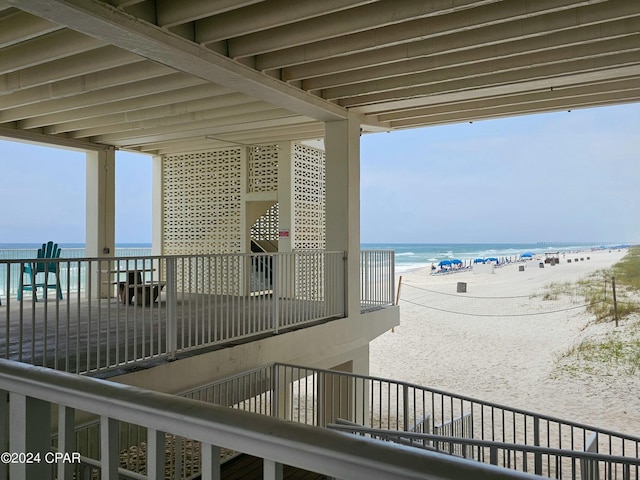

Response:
(370, 249), (640, 437)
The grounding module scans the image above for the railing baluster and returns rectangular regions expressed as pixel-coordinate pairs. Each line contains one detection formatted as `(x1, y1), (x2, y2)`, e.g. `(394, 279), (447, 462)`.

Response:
(166, 257), (177, 360)
(147, 428), (165, 479)
(100, 416), (119, 480)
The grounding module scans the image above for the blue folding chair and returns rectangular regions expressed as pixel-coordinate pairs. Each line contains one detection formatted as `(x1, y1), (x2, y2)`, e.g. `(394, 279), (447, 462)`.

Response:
(18, 241), (63, 301)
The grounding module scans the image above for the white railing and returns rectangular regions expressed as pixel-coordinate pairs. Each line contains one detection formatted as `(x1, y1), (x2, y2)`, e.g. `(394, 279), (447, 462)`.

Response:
(327, 426), (640, 480)
(0, 251), (346, 374)
(0, 358), (543, 480)
(181, 363), (640, 480)
(360, 249), (395, 310)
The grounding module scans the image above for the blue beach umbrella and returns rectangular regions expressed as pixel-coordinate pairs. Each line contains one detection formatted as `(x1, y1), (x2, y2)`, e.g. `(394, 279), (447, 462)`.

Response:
(521, 253), (533, 258)
(486, 257), (499, 262)
(473, 258), (485, 264)
(450, 259), (462, 265)
(438, 259), (452, 267)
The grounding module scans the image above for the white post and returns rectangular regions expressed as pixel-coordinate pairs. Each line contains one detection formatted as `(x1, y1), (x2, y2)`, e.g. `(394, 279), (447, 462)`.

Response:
(0, 390), (8, 480)
(325, 114), (361, 318)
(201, 443), (221, 480)
(166, 257), (178, 359)
(100, 416), (118, 480)
(86, 148), (116, 299)
(146, 428), (165, 479)
(9, 393), (51, 480)
(57, 406), (76, 480)
(264, 459), (283, 480)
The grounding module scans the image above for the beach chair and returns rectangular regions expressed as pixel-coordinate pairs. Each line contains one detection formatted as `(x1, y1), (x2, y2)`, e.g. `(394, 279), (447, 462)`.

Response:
(17, 241), (63, 301)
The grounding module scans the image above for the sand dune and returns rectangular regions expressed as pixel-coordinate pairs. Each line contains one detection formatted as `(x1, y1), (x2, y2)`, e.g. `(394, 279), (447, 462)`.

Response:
(370, 248), (640, 437)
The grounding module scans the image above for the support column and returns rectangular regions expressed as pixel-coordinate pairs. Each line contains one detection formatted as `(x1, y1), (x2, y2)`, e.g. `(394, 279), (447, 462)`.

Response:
(151, 155), (163, 256)
(277, 141), (294, 253)
(276, 142), (295, 299)
(86, 148), (115, 298)
(325, 114), (361, 318)
(350, 345), (370, 427)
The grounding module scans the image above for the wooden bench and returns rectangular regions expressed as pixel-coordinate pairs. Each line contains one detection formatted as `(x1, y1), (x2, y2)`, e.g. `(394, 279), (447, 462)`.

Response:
(113, 271), (165, 305)
(133, 282), (166, 306)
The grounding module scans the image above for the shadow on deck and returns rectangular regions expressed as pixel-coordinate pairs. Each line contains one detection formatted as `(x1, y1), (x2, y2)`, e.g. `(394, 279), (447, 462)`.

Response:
(0, 292), (340, 375)
(220, 454), (327, 480)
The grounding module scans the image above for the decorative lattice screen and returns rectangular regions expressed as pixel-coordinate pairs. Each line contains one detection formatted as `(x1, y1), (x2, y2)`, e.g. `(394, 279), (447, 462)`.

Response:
(162, 148), (243, 256)
(251, 203), (279, 242)
(248, 144), (279, 193)
(293, 144), (325, 250)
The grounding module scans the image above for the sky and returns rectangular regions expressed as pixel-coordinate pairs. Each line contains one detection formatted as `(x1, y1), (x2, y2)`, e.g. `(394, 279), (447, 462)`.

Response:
(361, 103), (640, 244)
(1, 103), (639, 245)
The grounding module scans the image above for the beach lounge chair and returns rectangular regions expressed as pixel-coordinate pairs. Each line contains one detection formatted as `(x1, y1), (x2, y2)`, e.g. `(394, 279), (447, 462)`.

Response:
(17, 241), (63, 301)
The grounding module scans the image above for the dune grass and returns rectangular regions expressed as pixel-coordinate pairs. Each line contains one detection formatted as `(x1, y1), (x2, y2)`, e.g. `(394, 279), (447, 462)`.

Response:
(555, 246), (640, 377)
(539, 247), (640, 322)
(558, 323), (640, 377)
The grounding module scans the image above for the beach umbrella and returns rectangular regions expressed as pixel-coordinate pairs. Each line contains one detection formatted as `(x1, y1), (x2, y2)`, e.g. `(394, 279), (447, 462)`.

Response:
(521, 253), (533, 258)
(450, 259), (462, 265)
(473, 258), (485, 264)
(486, 257), (499, 262)
(438, 259), (452, 267)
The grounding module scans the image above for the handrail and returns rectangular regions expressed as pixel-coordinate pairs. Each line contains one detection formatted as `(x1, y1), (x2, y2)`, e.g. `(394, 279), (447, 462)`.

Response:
(274, 362), (640, 443)
(0, 359), (542, 480)
(328, 425), (640, 467)
(182, 361), (639, 480)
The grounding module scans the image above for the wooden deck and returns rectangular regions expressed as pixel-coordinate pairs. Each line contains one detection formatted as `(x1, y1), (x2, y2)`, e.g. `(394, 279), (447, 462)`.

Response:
(0, 292), (334, 375)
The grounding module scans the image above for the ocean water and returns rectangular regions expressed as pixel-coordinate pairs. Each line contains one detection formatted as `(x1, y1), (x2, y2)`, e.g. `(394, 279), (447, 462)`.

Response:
(362, 243), (610, 273)
(0, 243), (152, 259)
(1, 241), (611, 268)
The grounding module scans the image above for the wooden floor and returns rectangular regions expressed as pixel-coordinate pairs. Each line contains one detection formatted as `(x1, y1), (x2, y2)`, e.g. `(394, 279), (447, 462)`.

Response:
(0, 292), (332, 374)
(220, 454), (327, 480)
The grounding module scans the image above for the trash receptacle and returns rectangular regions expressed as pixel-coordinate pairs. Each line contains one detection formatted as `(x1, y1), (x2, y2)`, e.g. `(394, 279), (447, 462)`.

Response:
(519, 265), (525, 271)
(457, 282), (467, 293)
(539, 262), (544, 268)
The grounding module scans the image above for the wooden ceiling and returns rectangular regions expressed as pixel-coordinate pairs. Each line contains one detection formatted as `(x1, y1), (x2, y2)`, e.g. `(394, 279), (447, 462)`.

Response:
(1, 0), (638, 155)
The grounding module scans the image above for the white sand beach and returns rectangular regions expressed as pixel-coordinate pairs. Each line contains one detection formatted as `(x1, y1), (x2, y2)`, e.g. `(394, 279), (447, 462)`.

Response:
(370, 248), (640, 437)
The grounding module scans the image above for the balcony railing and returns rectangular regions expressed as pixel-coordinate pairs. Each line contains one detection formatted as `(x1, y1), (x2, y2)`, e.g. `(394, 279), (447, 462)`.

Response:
(0, 251), (348, 374)
(0, 358), (542, 480)
(360, 249), (395, 310)
(0, 250), (395, 374)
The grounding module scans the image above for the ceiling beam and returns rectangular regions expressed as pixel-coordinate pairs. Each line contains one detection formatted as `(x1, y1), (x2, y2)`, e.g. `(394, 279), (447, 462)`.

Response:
(374, 78), (640, 123)
(195, 0), (377, 44)
(226, 0), (502, 58)
(46, 92), (259, 134)
(3, 73), (205, 124)
(67, 101), (283, 139)
(283, 15), (639, 82)
(138, 124), (325, 155)
(256, 0), (616, 70)
(0, 46), (142, 94)
(16, 83), (234, 128)
(103, 114), (314, 147)
(156, 0), (263, 28)
(0, 61), (170, 109)
(330, 52), (640, 103)
(0, 123), (109, 151)
(388, 91), (640, 129)
(0, 28), (103, 75)
(305, 35), (640, 92)
(352, 65), (640, 113)
(0, 9), (61, 48)
(7, 0), (347, 122)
